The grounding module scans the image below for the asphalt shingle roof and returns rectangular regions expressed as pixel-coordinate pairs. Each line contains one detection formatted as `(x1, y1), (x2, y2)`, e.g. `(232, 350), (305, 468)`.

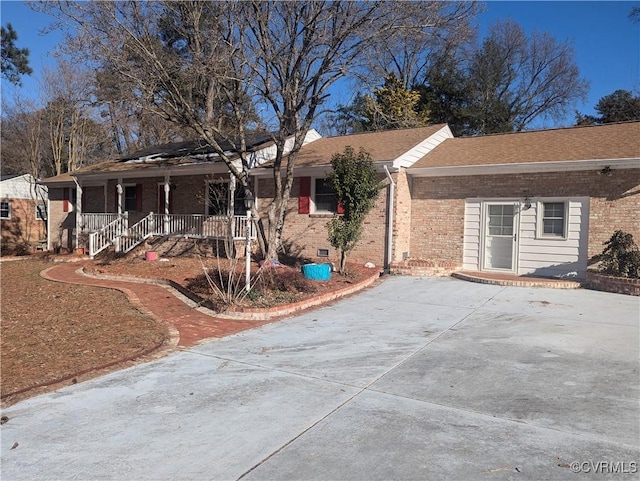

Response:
(411, 122), (640, 169)
(288, 124), (448, 167)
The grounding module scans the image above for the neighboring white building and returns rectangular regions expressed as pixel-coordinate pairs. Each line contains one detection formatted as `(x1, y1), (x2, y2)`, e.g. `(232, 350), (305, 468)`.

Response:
(1, 174), (49, 251)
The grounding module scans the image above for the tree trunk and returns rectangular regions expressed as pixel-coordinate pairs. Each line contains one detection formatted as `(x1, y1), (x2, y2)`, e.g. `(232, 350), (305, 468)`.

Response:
(339, 249), (347, 274)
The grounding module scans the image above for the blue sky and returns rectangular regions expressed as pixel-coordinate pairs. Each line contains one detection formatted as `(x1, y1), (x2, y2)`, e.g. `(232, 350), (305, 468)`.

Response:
(1, 1), (639, 129)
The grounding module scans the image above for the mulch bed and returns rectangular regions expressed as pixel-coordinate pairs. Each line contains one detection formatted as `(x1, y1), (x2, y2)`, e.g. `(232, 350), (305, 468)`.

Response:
(87, 255), (378, 311)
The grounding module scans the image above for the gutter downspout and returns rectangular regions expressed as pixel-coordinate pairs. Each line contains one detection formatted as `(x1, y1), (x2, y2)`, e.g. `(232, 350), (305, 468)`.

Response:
(383, 166), (395, 273)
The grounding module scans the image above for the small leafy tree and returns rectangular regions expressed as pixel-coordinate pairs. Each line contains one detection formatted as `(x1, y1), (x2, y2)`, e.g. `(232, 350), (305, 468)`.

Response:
(599, 230), (640, 279)
(327, 147), (382, 274)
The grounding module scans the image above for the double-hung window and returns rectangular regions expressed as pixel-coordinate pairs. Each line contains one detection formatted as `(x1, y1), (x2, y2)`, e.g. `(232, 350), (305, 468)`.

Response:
(0, 201), (11, 219)
(35, 203), (47, 221)
(540, 201), (567, 238)
(314, 178), (338, 213)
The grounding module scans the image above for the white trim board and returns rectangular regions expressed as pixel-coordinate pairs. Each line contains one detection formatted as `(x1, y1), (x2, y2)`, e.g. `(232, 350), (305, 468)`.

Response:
(410, 157), (640, 177)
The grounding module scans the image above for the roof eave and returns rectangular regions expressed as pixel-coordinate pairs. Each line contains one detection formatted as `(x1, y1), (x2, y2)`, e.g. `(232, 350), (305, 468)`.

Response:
(409, 158), (640, 177)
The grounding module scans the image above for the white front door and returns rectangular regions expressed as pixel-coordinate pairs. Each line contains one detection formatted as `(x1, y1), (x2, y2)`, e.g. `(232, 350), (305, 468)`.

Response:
(483, 203), (518, 272)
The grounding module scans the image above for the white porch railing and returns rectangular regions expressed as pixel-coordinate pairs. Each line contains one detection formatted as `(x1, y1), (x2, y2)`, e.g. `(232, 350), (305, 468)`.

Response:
(80, 213), (124, 233)
(88, 215), (129, 258)
(121, 213), (156, 253)
(85, 212), (257, 257)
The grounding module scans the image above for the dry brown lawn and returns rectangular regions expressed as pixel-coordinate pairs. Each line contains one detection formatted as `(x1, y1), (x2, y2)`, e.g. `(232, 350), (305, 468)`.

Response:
(1, 254), (378, 406)
(1, 259), (170, 406)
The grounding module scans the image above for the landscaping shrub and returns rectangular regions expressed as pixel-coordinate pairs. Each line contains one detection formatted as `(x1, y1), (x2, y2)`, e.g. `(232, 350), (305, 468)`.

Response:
(187, 258), (318, 310)
(599, 230), (640, 279)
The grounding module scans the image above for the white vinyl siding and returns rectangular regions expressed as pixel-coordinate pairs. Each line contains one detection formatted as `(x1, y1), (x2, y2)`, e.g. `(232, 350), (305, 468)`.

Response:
(517, 198), (589, 279)
(463, 200), (482, 270)
(463, 197), (589, 279)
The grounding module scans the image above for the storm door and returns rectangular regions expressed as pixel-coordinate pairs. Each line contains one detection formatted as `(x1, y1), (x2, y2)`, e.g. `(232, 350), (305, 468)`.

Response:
(483, 203), (518, 271)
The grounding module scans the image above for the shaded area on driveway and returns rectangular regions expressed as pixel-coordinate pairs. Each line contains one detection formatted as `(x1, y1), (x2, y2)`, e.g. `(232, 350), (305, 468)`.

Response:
(2, 277), (638, 480)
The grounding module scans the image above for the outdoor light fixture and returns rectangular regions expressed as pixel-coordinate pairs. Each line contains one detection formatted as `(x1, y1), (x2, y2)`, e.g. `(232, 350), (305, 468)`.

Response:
(244, 191), (255, 210)
(523, 197), (532, 210)
(600, 166), (613, 177)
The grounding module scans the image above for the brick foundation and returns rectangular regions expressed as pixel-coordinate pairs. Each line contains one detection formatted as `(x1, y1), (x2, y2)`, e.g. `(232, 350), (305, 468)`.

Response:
(389, 259), (459, 276)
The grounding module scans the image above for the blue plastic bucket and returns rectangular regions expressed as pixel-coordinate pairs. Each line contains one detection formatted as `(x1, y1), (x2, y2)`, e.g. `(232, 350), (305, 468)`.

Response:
(301, 263), (331, 281)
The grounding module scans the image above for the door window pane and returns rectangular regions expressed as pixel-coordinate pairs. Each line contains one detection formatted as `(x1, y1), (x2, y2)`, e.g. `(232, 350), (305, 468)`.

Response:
(488, 205), (514, 236)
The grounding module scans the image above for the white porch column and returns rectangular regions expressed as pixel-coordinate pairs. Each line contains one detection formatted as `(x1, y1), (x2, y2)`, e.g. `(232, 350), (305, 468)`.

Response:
(74, 178), (83, 250)
(115, 180), (123, 252)
(116, 180), (123, 215)
(229, 174), (237, 238)
(164, 173), (170, 235)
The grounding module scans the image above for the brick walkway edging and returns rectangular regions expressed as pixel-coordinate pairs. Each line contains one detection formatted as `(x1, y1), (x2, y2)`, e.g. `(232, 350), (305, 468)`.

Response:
(585, 271), (640, 296)
(451, 271), (582, 289)
(82, 267), (383, 321)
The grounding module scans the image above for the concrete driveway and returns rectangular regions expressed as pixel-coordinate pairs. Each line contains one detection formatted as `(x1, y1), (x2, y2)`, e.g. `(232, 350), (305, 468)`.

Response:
(2, 277), (639, 480)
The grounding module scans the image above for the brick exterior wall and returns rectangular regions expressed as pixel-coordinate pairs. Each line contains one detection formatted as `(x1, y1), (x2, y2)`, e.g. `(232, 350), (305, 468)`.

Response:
(47, 167), (638, 272)
(1, 197), (47, 248)
(392, 169), (412, 263)
(82, 186), (105, 212)
(406, 169), (640, 270)
(48, 187), (75, 251)
(258, 176), (390, 267)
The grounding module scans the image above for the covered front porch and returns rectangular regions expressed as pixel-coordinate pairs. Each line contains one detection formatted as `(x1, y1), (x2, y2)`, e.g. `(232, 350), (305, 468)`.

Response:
(72, 172), (257, 258)
(79, 212), (256, 258)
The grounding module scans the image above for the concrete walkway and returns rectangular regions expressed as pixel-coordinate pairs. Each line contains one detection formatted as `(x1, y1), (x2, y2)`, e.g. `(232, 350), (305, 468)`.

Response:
(1, 277), (639, 480)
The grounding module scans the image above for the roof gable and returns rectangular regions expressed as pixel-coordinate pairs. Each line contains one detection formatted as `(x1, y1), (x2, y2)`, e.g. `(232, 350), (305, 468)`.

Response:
(289, 124), (450, 168)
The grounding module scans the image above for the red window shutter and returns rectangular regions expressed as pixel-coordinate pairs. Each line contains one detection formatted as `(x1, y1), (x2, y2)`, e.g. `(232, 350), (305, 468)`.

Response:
(63, 188), (69, 212)
(298, 177), (311, 214)
(136, 184), (143, 212)
(337, 202), (344, 215)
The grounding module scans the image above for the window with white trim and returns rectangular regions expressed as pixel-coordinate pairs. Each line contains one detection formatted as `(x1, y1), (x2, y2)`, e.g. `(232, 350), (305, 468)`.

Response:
(0, 201), (11, 219)
(540, 201), (567, 238)
(35, 203), (47, 221)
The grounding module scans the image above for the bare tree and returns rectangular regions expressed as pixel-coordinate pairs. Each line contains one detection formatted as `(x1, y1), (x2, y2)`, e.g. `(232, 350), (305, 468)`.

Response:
(0, 96), (47, 178)
(40, 59), (106, 174)
(34, 0), (455, 260)
(359, 1), (480, 90)
(466, 20), (589, 133)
